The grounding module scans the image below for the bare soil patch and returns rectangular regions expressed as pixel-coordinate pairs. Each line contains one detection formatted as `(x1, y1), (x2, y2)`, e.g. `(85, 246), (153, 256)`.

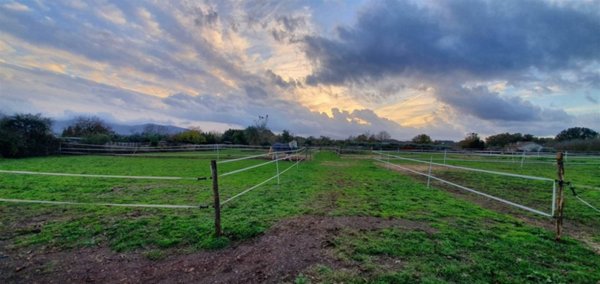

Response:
(0, 216), (434, 284)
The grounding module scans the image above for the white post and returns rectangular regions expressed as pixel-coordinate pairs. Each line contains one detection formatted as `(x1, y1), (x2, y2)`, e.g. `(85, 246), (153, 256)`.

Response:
(443, 149), (447, 165)
(427, 156), (433, 188)
(216, 144), (220, 161)
(385, 150), (391, 169)
(520, 151), (525, 168)
(275, 152), (280, 186)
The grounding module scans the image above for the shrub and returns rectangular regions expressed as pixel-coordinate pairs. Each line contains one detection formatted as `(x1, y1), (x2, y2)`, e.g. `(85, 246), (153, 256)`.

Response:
(458, 133), (485, 149)
(0, 113), (59, 158)
(170, 129), (206, 144)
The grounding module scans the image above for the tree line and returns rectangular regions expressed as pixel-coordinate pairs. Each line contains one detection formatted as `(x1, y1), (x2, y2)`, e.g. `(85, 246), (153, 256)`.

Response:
(0, 112), (598, 158)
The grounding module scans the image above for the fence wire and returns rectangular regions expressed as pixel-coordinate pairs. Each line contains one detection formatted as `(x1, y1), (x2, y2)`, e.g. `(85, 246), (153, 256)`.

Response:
(375, 158), (553, 217)
(0, 198), (203, 209)
(221, 158), (303, 206)
(0, 169), (198, 180)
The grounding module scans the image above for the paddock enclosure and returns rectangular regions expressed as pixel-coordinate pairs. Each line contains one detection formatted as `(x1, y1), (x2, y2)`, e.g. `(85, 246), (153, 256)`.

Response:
(1, 146), (599, 282)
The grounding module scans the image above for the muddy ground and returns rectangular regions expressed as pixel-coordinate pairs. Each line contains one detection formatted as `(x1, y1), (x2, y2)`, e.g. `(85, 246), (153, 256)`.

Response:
(0, 216), (434, 283)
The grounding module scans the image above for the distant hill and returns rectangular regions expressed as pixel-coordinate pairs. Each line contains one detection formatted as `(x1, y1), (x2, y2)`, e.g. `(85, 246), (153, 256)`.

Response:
(52, 120), (187, 136)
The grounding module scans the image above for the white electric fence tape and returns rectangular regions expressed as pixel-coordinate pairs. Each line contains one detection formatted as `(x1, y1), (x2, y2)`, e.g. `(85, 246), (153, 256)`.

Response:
(221, 158), (302, 206)
(0, 198), (199, 209)
(0, 170), (197, 180)
(374, 151), (553, 181)
(375, 158), (553, 217)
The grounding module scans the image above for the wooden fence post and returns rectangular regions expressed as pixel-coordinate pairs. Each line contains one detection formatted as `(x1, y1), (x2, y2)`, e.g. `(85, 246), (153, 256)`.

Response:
(210, 160), (222, 237)
(555, 152), (565, 241)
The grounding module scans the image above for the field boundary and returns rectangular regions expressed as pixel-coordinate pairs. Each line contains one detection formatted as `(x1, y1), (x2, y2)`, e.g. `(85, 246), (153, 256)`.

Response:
(374, 158), (554, 217)
(0, 148), (310, 214)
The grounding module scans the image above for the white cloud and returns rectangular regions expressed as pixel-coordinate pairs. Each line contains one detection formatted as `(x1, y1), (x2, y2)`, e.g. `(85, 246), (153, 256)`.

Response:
(0, 0), (598, 140)
(2, 2), (30, 12)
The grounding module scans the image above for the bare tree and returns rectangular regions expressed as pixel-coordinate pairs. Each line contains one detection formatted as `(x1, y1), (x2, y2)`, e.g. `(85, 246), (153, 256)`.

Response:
(376, 131), (391, 142)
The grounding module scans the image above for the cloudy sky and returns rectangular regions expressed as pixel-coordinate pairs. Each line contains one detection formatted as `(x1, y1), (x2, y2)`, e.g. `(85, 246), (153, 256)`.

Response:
(0, 0), (598, 140)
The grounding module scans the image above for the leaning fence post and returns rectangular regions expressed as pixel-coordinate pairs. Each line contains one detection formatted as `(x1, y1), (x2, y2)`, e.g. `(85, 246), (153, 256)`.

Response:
(555, 152), (565, 241)
(210, 160), (222, 237)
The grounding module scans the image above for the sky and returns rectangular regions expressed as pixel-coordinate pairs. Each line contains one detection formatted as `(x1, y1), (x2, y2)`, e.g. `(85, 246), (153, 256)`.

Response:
(0, 0), (598, 140)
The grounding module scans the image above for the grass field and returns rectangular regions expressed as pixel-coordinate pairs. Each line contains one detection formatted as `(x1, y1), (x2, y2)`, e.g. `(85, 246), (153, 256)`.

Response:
(374, 151), (600, 231)
(1, 151), (599, 282)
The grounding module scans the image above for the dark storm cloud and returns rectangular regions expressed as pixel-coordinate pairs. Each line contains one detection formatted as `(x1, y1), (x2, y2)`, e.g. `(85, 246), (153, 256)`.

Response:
(302, 0), (597, 125)
(439, 85), (572, 122)
(265, 70), (300, 89)
(303, 0), (600, 84)
(271, 15), (306, 43)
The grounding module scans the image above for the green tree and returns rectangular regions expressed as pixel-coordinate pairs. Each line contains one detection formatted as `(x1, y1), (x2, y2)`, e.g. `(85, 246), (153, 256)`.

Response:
(304, 136), (316, 146)
(484, 132), (537, 148)
(555, 127), (598, 141)
(171, 128), (206, 144)
(140, 125), (170, 146)
(412, 134), (432, 144)
(318, 136), (333, 146)
(0, 113), (59, 158)
(244, 115), (275, 145)
(222, 129), (248, 145)
(203, 131), (221, 144)
(281, 129), (293, 143)
(355, 133), (370, 143)
(458, 133), (485, 149)
(62, 116), (114, 137)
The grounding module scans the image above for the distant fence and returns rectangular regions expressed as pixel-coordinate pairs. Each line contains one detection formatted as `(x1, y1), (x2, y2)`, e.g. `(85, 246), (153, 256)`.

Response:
(58, 143), (272, 158)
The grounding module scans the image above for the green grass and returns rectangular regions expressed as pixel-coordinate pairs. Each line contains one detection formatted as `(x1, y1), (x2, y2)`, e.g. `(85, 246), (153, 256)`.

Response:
(0, 153), (315, 251)
(376, 151), (600, 231)
(305, 156), (599, 282)
(1, 151), (599, 282)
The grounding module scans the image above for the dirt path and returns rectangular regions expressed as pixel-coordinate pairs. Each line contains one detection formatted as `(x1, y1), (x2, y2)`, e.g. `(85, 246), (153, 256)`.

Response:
(1, 216), (434, 283)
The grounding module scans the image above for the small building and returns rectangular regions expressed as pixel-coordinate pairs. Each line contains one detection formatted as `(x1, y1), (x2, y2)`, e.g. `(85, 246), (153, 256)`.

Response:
(271, 143), (291, 153)
(269, 141), (299, 160)
(271, 141), (298, 152)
